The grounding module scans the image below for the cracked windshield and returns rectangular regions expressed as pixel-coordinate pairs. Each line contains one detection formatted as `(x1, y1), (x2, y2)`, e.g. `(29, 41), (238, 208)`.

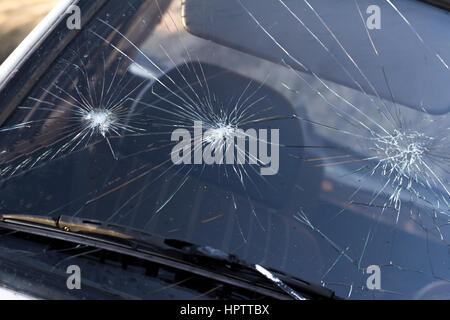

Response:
(0, 0), (449, 299)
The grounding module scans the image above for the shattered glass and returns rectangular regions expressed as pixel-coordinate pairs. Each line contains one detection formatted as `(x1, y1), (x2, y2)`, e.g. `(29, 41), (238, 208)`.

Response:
(0, 0), (449, 299)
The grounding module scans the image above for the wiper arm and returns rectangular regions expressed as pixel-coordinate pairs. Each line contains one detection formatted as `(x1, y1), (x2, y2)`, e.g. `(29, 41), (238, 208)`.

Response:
(0, 214), (337, 300)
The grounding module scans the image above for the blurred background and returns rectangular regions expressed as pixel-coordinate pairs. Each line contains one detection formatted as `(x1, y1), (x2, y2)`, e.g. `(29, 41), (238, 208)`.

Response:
(0, 0), (59, 64)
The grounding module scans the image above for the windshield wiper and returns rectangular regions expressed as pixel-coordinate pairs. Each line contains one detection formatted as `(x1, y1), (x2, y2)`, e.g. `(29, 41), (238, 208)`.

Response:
(0, 214), (337, 300)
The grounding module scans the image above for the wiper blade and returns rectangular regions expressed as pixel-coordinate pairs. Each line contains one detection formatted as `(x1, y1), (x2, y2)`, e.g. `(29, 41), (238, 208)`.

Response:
(1, 214), (134, 239)
(166, 240), (335, 300)
(0, 214), (337, 300)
